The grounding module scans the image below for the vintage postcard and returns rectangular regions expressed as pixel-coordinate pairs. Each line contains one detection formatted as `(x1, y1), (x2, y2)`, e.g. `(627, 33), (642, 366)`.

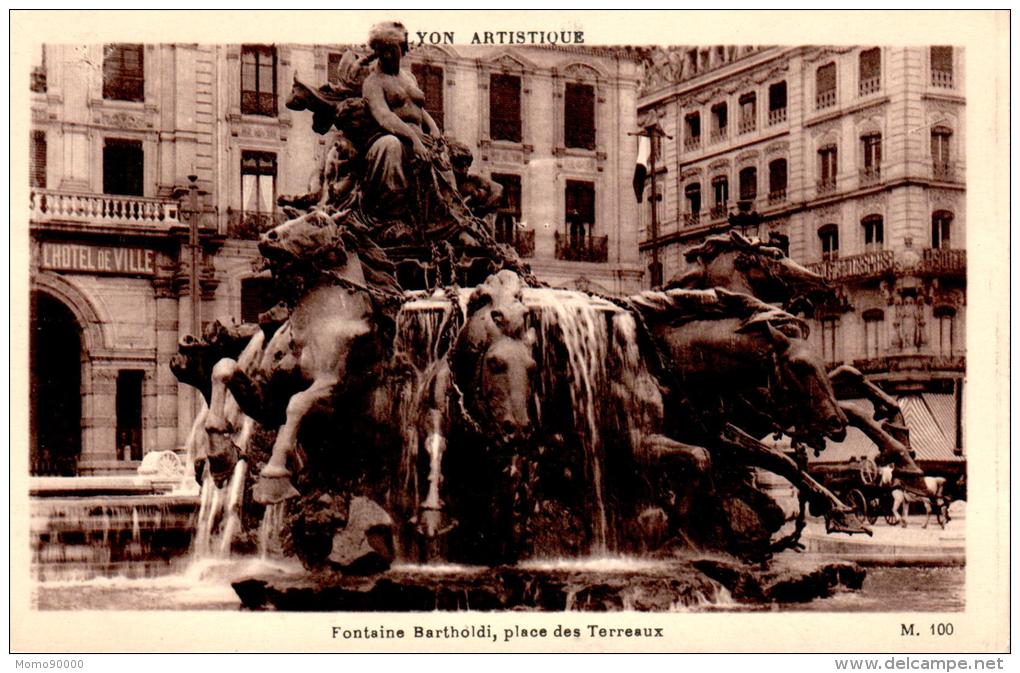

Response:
(9, 9), (1009, 654)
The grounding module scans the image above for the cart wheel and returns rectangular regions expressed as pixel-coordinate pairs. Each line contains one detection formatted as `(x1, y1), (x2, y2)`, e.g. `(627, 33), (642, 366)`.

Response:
(858, 458), (879, 485)
(846, 489), (868, 521)
(884, 513), (899, 526)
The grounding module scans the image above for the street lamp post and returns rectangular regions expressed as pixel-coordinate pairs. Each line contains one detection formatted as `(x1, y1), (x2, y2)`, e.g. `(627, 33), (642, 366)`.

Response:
(187, 173), (201, 341)
(631, 123), (672, 288)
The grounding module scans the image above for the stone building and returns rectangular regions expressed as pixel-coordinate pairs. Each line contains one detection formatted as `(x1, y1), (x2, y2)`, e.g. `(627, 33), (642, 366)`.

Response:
(27, 42), (642, 475)
(636, 45), (966, 478)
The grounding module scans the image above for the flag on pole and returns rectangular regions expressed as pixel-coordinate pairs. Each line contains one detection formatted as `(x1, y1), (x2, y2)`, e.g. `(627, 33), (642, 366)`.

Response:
(633, 135), (651, 203)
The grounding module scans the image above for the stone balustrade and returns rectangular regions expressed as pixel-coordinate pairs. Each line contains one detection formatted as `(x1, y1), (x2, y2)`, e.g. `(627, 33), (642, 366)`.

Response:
(31, 189), (180, 228)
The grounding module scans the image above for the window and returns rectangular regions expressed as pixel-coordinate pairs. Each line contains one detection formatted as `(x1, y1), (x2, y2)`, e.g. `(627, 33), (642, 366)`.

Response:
(818, 145), (838, 192)
(932, 211), (953, 249)
(31, 131), (46, 189)
(862, 308), (884, 359)
(491, 173), (522, 245)
(738, 93), (756, 134)
(820, 318), (839, 364)
(711, 176), (728, 216)
(241, 277), (277, 325)
(931, 46), (953, 87)
(931, 126), (952, 179)
(327, 52), (343, 85)
(103, 44), (144, 102)
(684, 112), (701, 150)
(710, 102), (727, 142)
(818, 224), (839, 261)
(859, 48), (881, 95)
(31, 44), (46, 93)
(862, 215), (884, 252)
(116, 370), (144, 462)
(685, 182), (701, 224)
(412, 63), (445, 133)
(816, 62), (836, 109)
(738, 166), (757, 201)
(565, 180), (595, 244)
(564, 82), (596, 150)
(768, 159), (787, 202)
(103, 138), (143, 196)
(241, 45), (277, 117)
(768, 81), (787, 124)
(934, 306), (955, 357)
(861, 133), (882, 183)
(490, 73), (522, 143)
(241, 151), (277, 219)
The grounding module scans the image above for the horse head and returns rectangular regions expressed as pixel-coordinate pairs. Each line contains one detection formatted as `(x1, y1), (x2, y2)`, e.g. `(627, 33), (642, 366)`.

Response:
(747, 316), (848, 449)
(259, 208), (351, 271)
(455, 270), (538, 446)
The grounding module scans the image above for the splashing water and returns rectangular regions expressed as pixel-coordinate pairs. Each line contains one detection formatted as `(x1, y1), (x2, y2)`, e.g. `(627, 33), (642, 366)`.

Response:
(193, 460), (248, 559)
(257, 502), (287, 559)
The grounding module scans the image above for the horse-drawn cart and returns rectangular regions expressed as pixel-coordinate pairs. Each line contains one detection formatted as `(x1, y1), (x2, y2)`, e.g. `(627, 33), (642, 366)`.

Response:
(808, 458), (898, 526)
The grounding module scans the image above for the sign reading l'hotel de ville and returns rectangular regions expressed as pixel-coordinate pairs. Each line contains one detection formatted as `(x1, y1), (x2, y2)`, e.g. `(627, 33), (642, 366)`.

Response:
(37, 241), (156, 277)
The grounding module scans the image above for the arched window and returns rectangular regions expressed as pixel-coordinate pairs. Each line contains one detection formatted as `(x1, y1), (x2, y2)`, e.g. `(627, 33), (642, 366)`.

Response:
(933, 305), (956, 357)
(820, 317), (840, 364)
(738, 166), (757, 202)
(862, 308), (885, 360)
(862, 215), (884, 252)
(768, 158), (787, 202)
(932, 210), (953, 249)
(816, 62), (836, 109)
(859, 48), (881, 95)
(684, 182), (701, 225)
(931, 46), (953, 87)
(860, 132), (882, 183)
(818, 224), (839, 261)
(818, 144), (838, 192)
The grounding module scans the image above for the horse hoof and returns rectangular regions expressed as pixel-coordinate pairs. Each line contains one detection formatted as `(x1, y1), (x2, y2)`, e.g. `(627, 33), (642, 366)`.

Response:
(253, 476), (299, 504)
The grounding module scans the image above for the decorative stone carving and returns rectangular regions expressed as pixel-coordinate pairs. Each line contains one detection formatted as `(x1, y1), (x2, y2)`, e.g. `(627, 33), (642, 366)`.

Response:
(101, 111), (148, 129)
(764, 140), (789, 156)
(562, 62), (602, 80)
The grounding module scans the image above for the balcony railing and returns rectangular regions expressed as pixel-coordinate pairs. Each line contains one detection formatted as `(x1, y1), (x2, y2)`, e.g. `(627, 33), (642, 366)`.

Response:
(684, 136), (701, 151)
(816, 90), (836, 110)
(768, 107), (787, 125)
(228, 209), (288, 240)
(30, 189), (179, 228)
(807, 250), (895, 281)
(859, 166), (882, 186)
(817, 178), (837, 195)
(710, 203), (729, 220)
(921, 248), (966, 276)
(495, 226), (535, 258)
(684, 211), (701, 226)
(932, 70), (954, 88)
(738, 117), (756, 135)
(554, 232), (608, 263)
(709, 129), (727, 144)
(31, 67), (47, 93)
(853, 354), (965, 375)
(859, 77), (881, 96)
(767, 188), (787, 204)
(932, 161), (957, 182)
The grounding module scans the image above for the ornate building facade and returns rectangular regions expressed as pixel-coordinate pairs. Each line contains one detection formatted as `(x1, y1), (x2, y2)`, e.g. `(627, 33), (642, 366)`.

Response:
(28, 42), (642, 475)
(636, 45), (966, 476)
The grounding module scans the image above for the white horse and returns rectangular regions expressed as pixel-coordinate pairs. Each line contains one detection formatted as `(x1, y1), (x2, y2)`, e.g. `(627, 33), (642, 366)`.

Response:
(879, 465), (948, 529)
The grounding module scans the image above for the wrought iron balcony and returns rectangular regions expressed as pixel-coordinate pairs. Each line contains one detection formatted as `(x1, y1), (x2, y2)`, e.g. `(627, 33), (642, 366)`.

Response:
(684, 211), (701, 226)
(767, 108), (787, 125)
(859, 77), (881, 96)
(816, 178), (837, 195)
(30, 189), (179, 228)
(683, 136), (701, 152)
(931, 70), (954, 88)
(807, 250), (895, 282)
(767, 188), (787, 204)
(921, 248), (966, 276)
(709, 203), (729, 220)
(228, 209), (288, 240)
(932, 162), (957, 182)
(853, 354), (965, 375)
(859, 166), (882, 186)
(738, 117), (756, 135)
(816, 90), (836, 110)
(495, 226), (535, 258)
(554, 232), (609, 263)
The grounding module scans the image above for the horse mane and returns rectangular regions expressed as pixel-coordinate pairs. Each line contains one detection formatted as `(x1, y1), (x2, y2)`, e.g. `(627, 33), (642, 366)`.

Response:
(625, 287), (810, 338)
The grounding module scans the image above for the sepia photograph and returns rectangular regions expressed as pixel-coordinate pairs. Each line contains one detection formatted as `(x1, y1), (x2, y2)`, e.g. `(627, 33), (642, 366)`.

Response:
(10, 9), (1009, 655)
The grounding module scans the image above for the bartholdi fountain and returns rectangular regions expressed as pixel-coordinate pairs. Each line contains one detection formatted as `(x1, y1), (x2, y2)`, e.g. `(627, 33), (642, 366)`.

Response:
(167, 23), (928, 610)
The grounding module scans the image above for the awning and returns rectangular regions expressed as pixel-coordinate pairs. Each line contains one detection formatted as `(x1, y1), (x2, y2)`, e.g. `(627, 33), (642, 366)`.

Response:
(899, 393), (964, 462)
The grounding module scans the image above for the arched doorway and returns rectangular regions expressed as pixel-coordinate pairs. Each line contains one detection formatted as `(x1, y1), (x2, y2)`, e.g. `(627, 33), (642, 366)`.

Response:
(30, 291), (83, 475)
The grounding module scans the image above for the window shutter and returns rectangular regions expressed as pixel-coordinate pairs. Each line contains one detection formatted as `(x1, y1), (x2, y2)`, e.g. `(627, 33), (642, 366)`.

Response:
(490, 74), (522, 142)
(931, 46), (953, 72)
(564, 82), (596, 150)
(859, 48), (881, 80)
(412, 63), (445, 132)
(817, 63), (836, 94)
(769, 159), (787, 193)
(31, 131), (46, 189)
